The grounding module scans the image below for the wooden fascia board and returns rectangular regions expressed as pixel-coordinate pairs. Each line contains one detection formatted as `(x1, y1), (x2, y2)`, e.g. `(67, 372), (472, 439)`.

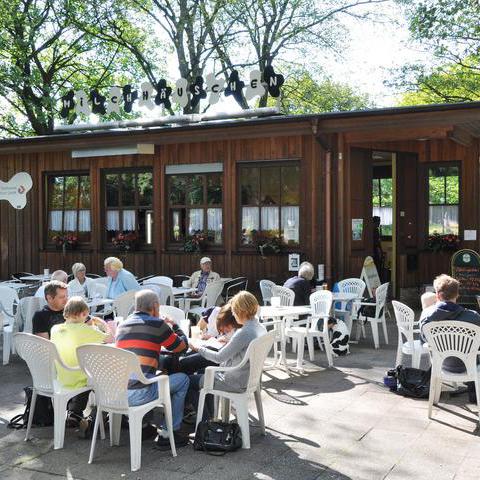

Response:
(343, 126), (452, 143)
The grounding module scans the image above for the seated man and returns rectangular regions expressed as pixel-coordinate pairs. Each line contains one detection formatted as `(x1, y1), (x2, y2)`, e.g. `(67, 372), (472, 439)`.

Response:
(32, 280), (69, 339)
(420, 274), (480, 401)
(115, 289), (190, 449)
(283, 261), (315, 306)
(35, 270), (68, 299)
(184, 257), (220, 296)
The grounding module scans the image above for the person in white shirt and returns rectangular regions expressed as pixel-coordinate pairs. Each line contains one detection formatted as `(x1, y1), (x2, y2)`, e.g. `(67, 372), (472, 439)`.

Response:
(68, 263), (94, 298)
(35, 270), (68, 299)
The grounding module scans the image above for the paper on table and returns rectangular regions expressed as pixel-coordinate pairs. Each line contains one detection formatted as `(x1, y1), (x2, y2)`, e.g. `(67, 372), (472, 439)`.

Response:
(198, 337), (225, 350)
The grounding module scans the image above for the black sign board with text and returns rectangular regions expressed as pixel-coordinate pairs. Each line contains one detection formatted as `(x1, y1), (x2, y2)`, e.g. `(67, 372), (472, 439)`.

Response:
(451, 249), (480, 306)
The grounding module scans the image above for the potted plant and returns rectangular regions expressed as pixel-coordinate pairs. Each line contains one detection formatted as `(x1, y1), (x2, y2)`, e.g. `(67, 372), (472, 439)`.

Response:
(52, 233), (78, 255)
(426, 233), (460, 253)
(112, 231), (138, 254)
(184, 232), (206, 253)
(251, 230), (283, 259)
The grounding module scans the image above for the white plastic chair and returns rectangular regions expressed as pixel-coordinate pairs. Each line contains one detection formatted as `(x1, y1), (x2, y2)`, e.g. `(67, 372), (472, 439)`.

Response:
(14, 333), (94, 449)
(335, 278), (366, 334)
(77, 344), (176, 471)
(88, 282), (107, 299)
(195, 330), (275, 449)
(144, 276), (173, 287)
(392, 300), (429, 368)
(185, 281), (224, 316)
(285, 290), (334, 370)
(271, 285), (295, 306)
(92, 277), (109, 286)
(259, 280), (275, 306)
(156, 284), (175, 306)
(1, 285), (19, 365)
(14, 296), (46, 334)
(113, 290), (136, 319)
(354, 282), (389, 349)
(159, 305), (190, 338)
(423, 321), (480, 421)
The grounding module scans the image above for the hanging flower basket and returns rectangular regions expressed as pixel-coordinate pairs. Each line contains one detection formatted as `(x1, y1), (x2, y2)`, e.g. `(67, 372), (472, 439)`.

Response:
(52, 234), (78, 252)
(112, 232), (138, 253)
(425, 233), (459, 253)
(184, 232), (206, 253)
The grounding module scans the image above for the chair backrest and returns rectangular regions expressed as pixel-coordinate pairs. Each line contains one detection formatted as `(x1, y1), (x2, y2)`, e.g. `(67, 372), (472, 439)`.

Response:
(245, 330), (276, 392)
(225, 278), (248, 302)
(17, 296), (46, 333)
(309, 290), (333, 333)
(259, 280), (275, 305)
(113, 290), (137, 318)
(202, 281), (224, 308)
(11, 272), (34, 281)
(423, 321), (480, 376)
(337, 278), (366, 297)
(144, 276), (173, 287)
(14, 333), (58, 393)
(173, 275), (190, 287)
(271, 285), (295, 306)
(92, 277), (110, 286)
(144, 284), (174, 306)
(77, 344), (141, 410)
(374, 282), (389, 318)
(159, 305), (186, 323)
(86, 273), (101, 279)
(89, 282), (107, 299)
(421, 292), (437, 310)
(0, 286), (19, 319)
(392, 300), (415, 343)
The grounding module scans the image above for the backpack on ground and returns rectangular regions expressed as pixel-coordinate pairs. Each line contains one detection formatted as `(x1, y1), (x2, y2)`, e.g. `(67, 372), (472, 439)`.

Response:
(8, 387), (54, 429)
(395, 365), (431, 399)
(193, 420), (242, 455)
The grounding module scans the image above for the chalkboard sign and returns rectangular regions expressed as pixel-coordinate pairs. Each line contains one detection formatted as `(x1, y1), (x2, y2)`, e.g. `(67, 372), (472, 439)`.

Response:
(451, 249), (480, 305)
(360, 256), (381, 297)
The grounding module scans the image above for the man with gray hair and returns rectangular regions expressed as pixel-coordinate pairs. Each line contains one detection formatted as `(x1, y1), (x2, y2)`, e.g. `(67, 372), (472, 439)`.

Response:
(116, 289), (190, 449)
(35, 270), (68, 299)
(283, 261), (315, 306)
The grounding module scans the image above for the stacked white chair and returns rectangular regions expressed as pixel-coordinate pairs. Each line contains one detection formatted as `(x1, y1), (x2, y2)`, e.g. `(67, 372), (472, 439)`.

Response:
(14, 333), (95, 449)
(423, 321), (480, 421)
(77, 344), (176, 471)
(1, 285), (20, 365)
(392, 300), (429, 368)
(195, 330), (275, 448)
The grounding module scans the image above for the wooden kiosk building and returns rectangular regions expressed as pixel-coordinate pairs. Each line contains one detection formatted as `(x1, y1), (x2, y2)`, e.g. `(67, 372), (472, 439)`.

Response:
(1, 102), (479, 296)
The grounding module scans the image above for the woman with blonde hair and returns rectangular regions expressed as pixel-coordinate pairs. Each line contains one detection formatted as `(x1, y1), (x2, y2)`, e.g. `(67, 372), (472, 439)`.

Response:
(186, 291), (266, 420)
(103, 256), (140, 299)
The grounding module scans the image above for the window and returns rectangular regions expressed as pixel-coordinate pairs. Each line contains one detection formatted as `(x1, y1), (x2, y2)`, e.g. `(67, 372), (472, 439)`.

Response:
(47, 174), (91, 244)
(167, 173), (223, 245)
(428, 165), (459, 235)
(372, 175), (393, 238)
(239, 163), (300, 246)
(104, 170), (153, 246)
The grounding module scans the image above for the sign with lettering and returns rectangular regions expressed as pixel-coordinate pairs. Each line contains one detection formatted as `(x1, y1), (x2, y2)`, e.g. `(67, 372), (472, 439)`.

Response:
(0, 172), (33, 209)
(59, 67), (284, 119)
(451, 249), (480, 305)
(360, 256), (381, 297)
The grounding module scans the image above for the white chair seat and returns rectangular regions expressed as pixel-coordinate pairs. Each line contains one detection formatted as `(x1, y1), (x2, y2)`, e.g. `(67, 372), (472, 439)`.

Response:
(401, 340), (429, 356)
(439, 364), (480, 383)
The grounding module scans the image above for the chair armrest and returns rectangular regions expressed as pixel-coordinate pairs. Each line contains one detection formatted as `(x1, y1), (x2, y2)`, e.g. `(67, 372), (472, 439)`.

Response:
(182, 280), (190, 288)
(356, 301), (376, 306)
(203, 365), (239, 389)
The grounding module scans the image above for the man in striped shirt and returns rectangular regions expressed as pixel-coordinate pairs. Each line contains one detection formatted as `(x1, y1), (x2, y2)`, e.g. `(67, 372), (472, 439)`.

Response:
(116, 289), (190, 449)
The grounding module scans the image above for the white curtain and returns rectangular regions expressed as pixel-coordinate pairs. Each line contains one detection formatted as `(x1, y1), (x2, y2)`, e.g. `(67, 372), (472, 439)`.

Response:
(123, 210), (136, 231)
(241, 207), (259, 231)
(261, 206), (279, 231)
(64, 211), (77, 232)
(189, 209), (203, 233)
(107, 210), (120, 231)
(207, 208), (222, 231)
(49, 210), (62, 231)
(429, 205), (459, 234)
(373, 206), (393, 227)
(79, 210), (91, 232)
(281, 206), (299, 243)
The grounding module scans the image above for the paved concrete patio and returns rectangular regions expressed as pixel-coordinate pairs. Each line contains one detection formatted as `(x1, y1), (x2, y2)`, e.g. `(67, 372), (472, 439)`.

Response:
(1, 320), (480, 480)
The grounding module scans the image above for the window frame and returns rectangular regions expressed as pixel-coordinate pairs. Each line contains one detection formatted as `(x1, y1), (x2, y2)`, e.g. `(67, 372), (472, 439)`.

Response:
(426, 161), (461, 237)
(237, 160), (301, 251)
(166, 172), (224, 250)
(372, 171), (393, 241)
(44, 171), (92, 248)
(101, 167), (154, 250)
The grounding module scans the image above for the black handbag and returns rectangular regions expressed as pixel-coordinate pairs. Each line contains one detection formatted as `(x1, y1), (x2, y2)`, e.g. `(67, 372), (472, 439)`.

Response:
(193, 420), (242, 455)
(395, 365), (431, 399)
(8, 387), (54, 429)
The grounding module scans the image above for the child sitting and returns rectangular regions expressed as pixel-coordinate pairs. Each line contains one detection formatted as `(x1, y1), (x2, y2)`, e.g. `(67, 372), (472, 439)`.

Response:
(327, 317), (350, 356)
(50, 296), (112, 427)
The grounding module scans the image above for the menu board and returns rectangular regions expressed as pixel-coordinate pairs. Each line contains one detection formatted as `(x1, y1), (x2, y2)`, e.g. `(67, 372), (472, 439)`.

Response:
(360, 256), (381, 297)
(451, 249), (480, 305)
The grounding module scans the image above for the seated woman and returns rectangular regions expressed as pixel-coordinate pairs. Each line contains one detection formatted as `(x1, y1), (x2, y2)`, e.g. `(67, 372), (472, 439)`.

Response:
(186, 291), (266, 421)
(50, 296), (113, 428)
(68, 262), (94, 298)
(178, 303), (242, 375)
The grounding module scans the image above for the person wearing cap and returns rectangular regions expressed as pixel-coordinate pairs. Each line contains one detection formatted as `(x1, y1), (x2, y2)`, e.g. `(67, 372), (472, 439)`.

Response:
(185, 257), (220, 296)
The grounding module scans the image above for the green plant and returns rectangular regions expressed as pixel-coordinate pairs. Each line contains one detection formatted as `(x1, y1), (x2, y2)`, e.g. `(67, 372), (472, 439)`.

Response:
(184, 232), (206, 253)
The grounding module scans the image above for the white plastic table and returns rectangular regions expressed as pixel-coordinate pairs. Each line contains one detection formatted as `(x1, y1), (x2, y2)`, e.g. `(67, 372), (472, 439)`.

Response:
(172, 287), (196, 296)
(20, 274), (51, 282)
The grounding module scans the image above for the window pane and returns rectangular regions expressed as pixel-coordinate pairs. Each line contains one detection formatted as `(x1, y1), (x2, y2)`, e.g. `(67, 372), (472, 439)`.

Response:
(138, 172), (153, 206)
(373, 206), (393, 236)
(122, 210), (136, 231)
(137, 209), (152, 244)
(240, 167), (260, 205)
(79, 176), (90, 208)
(379, 178), (393, 207)
(241, 207), (259, 245)
(261, 206), (279, 237)
(281, 206), (299, 244)
(49, 210), (63, 235)
(64, 176), (79, 209)
(429, 205), (459, 235)
(260, 167), (281, 205)
(106, 174), (119, 207)
(188, 208), (204, 234)
(207, 208), (222, 244)
(169, 176), (186, 205)
(187, 175), (204, 205)
(207, 174), (222, 205)
(49, 176), (64, 209)
(78, 210), (91, 243)
(106, 210), (120, 239)
(429, 168), (446, 204)
(372, 179), (380, 207)
(171, 209), (185, 241)
(281, 166), (300, 205)
(64, 210), (78, 232)
(121, 173), (135, 206)
(446, 174), (459, 204)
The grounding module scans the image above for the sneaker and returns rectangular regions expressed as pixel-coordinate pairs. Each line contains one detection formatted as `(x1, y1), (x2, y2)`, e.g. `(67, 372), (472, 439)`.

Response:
(154, 431), (190, 450)
(66, 411), (82, 429)
(142, 423), (158, 441)
(78, 416), (94, 439)
(182, 410), (197, 425)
